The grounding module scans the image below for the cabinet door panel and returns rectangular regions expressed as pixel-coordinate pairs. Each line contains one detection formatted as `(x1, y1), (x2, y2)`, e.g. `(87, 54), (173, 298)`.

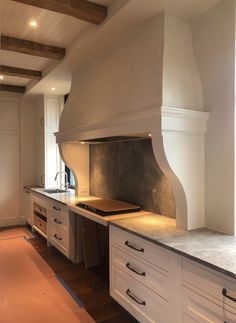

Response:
(35, 130), (45, 187)
(24, 190), (33, 224)
(111, 265), (169, 323)
(183, 287), (236, 323)
(0, 135), (19, 226)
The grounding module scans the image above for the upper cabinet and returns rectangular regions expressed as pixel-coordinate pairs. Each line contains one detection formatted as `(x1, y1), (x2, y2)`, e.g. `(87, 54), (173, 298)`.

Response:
(35, 95), (64, 188)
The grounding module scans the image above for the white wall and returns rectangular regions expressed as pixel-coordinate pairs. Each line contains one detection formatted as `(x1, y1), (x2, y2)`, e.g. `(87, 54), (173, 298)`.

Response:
(20, 96), (37, 223)
(0, 94), (21, 227)
(20, 96), (36, 188)
(192, 0), (235, 234)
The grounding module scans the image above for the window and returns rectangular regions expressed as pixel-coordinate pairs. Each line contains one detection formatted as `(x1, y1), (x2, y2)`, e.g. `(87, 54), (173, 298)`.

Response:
(65, 166), (75, 189)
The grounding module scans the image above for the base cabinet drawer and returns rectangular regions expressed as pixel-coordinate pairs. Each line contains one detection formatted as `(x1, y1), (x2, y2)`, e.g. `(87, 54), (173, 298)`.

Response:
(183, 287), (236, 323)
(110, 226), (169, 272)
(111, 265), (169, 323)
(34, 215), (47, 234)
(49, 215), (68, 233)
(111, 245), (169, 301)
(49, 228), (69, 256)
(183, 260), (236, 313)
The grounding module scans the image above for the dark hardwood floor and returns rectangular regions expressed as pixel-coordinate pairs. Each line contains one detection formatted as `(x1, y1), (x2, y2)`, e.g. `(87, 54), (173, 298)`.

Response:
(27, 230), (138, 323)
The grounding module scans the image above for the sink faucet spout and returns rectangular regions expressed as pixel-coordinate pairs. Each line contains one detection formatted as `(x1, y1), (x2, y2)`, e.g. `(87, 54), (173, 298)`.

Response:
(54, 171), (69, 190)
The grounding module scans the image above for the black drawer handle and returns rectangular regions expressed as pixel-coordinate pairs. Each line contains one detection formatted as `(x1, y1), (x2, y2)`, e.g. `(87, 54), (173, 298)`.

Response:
(222, 288), (236, 303)
(125, 241), (144, 252)
(53, 206), (61, 211)
(126, 289), (146, 306)
(54, 234), (62, 241)
(126, 262), (146, 276)
(54, 218), (62, 224)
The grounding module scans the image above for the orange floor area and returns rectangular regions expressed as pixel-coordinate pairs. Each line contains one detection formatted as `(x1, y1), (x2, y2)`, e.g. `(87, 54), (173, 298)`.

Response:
(0, 228), (94, 323)
(0, 227), (34, 240)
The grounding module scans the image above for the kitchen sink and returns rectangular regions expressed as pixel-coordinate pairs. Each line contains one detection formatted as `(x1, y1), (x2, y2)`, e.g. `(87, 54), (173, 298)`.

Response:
(43, 188), (69, 194)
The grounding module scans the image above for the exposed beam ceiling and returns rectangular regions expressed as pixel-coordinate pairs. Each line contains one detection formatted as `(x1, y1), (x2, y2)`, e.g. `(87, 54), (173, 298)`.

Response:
(0, 65), (42, 80)
(12, 0), (107, 24)
(0, 84), (26, 93)
(1, 36), (66, 60)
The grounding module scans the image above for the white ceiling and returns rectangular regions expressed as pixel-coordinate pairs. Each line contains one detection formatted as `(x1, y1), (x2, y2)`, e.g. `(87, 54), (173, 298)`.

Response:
(0, 74), (29, 86)
(28, 0), (223, 96)
(0, 50), (51, 70)
(1, 0), (87, 47)
(142, 0), (222, 19)
(0, 0), (222, 93)
(0, 0), (115, 88)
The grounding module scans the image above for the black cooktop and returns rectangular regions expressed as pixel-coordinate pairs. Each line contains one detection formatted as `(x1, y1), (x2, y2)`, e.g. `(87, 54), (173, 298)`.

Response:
(77, 198), (141, 216)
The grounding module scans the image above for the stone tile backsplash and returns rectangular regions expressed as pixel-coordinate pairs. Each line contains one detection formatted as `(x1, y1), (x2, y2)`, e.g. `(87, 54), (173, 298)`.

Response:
(89, 139), (176, 218)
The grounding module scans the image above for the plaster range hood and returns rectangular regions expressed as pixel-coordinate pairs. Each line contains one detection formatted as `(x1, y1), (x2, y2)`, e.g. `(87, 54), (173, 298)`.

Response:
(55, 13), (209, 231)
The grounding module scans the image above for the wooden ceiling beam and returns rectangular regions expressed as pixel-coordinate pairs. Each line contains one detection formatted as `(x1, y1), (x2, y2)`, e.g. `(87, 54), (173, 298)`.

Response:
(0, 84), (26, 93)
(0, 65), (42, 80)
(12, 0), (107, 24)
(1, 36), (65, 60)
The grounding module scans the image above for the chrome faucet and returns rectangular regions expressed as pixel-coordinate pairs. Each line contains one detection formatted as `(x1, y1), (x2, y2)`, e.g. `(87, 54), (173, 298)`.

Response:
(54, 171), (69, 190)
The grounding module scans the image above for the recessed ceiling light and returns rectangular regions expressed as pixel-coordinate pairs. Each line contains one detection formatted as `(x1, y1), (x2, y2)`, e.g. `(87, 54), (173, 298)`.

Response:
(0, 75), (4, 80)
(148, 133), (152, 137)
(51, 87), (56, 91)
(29, 20), (37, 28)
(80, 142), (85, 145)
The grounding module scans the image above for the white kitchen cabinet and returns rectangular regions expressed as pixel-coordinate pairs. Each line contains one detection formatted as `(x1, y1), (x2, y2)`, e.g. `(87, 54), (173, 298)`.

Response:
(0, 134), (20, 227)
(24, 191), (78, 262)
(47, 199), (76, 261)
(110, 225), (236, 323)
(35, 95), (64, 188)
(112, 265), (169, 323)
(24, 189), (33, 225)
(182, 259), (236, 323)
(35, 130), (45, 186)
(109, 226), (181, 323)
(44, 96), (64, 188)
(182, 287), (236, 323)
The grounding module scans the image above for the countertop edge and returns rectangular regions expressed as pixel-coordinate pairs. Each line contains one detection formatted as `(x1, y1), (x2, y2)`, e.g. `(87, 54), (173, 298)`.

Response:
(110, 222), (236, 280)
(24, 186), (72, 205)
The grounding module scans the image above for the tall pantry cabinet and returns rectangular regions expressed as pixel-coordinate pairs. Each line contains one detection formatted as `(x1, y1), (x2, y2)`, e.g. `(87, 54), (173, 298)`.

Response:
(35, 95), (64, 188)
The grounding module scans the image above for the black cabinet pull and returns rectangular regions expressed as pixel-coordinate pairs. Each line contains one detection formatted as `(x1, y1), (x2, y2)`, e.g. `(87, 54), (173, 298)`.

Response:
(126, 262), (146, 276)
(53, 206), (61, 211)
(222, 288), (236, 303)
(54, 218), (62, 224)
(126, 289), (146, 306)
(125, 241), (144, 252)
(54, 234), (62, 241)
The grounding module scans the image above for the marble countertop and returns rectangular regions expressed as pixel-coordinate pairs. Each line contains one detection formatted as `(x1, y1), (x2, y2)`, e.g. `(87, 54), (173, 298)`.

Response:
(110, 214), (236, 279)
(24, 186), (99, 205)
(25, 187), (77, 205)
(25, 187), (147, 227)
(25, 187), (236, 278)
